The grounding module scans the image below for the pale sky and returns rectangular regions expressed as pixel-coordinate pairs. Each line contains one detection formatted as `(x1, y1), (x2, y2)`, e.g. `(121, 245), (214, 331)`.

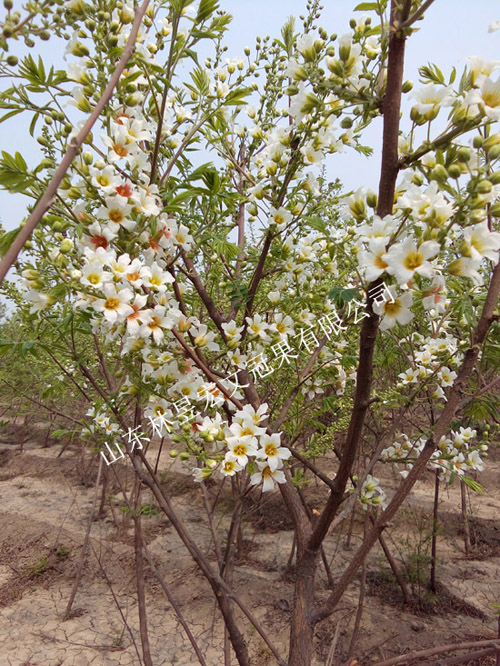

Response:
(1, 0), (499, 232)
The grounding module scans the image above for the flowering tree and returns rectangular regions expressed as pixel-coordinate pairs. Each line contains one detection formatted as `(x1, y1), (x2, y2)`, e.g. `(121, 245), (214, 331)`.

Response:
(1, 0), (499, 664)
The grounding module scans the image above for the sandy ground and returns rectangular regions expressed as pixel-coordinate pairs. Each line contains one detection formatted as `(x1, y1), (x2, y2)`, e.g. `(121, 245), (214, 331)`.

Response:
(0, 421), (499, 666)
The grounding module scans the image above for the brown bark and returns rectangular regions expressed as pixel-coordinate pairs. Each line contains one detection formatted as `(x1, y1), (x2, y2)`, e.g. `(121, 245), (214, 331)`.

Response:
(134, 514), (153, 666)
(429, 470), (440, 593)
(307, 0), (408, 556)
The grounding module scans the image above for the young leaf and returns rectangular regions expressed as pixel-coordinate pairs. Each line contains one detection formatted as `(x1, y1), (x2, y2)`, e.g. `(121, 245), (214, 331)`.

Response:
(197, 0), (219, 23)
(461, 476), (484, 494)
(354, 2), (379, 10)
(0, 226), (21, 256)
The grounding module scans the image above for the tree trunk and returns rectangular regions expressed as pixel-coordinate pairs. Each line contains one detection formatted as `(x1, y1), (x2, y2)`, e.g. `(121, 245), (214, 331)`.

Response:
(288, 548), (318, 666)
(460, 482), (471, 556)
(430, 470), (439, 594)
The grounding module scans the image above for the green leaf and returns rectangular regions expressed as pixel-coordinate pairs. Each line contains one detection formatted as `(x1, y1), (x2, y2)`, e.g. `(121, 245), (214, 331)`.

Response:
(0, 151), (35, 193)
(0, 226), (21, 257)
(0, 108), (24, 124)
(197, 0), (219, 22)
(191, 67), (210, 96)
(223, 87), (253, 106)
(328, 287), (361, 306)
(51, 429), (73, 439)
(419, 63), (445, 85)
(354, 2), (378, 9)
(20, 341), (36, 358)
(461, 476), (484, 494)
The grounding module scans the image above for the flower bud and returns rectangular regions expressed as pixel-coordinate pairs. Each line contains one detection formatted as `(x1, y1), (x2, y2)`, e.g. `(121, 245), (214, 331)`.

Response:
(68, 186), (81, 199)
(472, 135), (483, 149)
(402, 80), (413, 93)
(483, 133), (500, 151)
(179, 452), (190, 460)
(430, 164), (448, 182)
(169, 449), (179, 458)
(410, 106), (422, 123)
(457, 147), (471, 162)
(489, 201), (500, 217)
(447, 164), (462, 179)
(470, 209), (487, 223)
(488, 144), (500, 161)
(59, 238), (74, 254)
(477, 179), (492, 194)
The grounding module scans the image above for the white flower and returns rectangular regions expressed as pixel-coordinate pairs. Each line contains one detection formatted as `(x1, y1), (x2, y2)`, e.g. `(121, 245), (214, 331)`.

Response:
(373, 286), (414, 330)
(139, 305), (172, 344)
(222, 320), (243, 344)
(465, 450), (483, 471)
(463, 221), (500, 262)
(438, 366), (457, 387)
(383, 238), (440, 285)
(90, 165), (121, 194)
(447, 256), (483, 285)
(269, 313), (295, 340)
(245, 314), (269, 340)
(256, 433), (291, 471)
(411, 83), (453, 116)
(81, 260), (113, 288)
(227, 421), (266, 442)
(269, 206), (292, 231)
(489, 20), (500, 33)
(398, 367), (419, 385)
(220, 458), (243, 477)
(92, 284), (134, 323)
(467, 76), (500, 120)
(140, 262), (174, 293)
(125, 294), (148, 335)
(225, 435), (258, 467)
(358, 237), (389, 281)
(422, 276), (447, 312)
(193, 324), (220, 351)
(234, 403), (269, 426)
(250, 460), (286, 492)
(96, 195), (133, 231)
(24, 290), (53, 313)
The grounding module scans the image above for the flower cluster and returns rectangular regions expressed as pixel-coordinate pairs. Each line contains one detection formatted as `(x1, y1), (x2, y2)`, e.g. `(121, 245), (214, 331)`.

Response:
(382, 427), (487, 484)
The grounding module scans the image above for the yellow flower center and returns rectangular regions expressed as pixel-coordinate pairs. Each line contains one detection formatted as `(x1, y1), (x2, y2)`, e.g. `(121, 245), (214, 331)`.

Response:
(374, 254), (388, 270)
(233, 444), (247, 456)
(384, 300), (402, 316)
(483, 88), (500, 108)
(403, 251), (423, 271)
(87, 273), (100, 285)
(265, 443), (278, 457)
(104, 296), (121, 310)
(148, 316), (162, 329)
(108, 209), (124, 224)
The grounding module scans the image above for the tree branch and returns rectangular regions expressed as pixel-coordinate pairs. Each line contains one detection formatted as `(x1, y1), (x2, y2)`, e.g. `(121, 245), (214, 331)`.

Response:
(308, 0), (408, 554)
(0, 0), (150, 284)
